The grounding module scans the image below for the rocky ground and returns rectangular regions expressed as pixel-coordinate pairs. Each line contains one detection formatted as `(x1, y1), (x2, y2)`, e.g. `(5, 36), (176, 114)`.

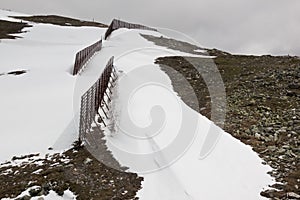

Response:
(0, 127), (143, 200)
(144, 34), (300, 199)
(0, 19), (31, 39)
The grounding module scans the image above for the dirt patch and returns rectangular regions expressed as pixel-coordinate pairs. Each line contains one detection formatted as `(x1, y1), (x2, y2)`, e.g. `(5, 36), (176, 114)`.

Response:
(0, 20), (31, 39)
(7, 70), (27, 76)
(141, 34), (230, 57)
(0, 70), (28, 77)
(13, 15), (107, 28)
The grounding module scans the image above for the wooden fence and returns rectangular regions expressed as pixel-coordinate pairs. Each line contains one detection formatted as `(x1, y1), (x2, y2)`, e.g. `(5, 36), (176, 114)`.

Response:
(79, 56), (117, 139)
(73, 39), (102, 75)
(105, 19), (157, 39)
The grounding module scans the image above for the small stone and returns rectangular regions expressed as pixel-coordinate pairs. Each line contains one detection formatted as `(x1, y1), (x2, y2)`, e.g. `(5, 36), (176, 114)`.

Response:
(84, 158), (93, 164)
(29, 187), (42, 197)
(278, 148), (286, 153)
(288, 84), (300, 89)
(255, 133), (261, 139)
(65, 163), (74, 168)
(248, 99), (256, 106)
(261, 189), (276, 198)
(268, 146), (276, 151)
(287, 192), (300, 199)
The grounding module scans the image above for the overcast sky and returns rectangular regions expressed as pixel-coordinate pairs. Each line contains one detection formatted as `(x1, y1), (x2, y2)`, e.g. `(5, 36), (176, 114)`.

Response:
(1, 0), (300, 56)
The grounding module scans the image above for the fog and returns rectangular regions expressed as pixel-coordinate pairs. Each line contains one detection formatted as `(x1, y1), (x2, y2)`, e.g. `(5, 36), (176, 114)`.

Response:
(1, 0), (300, 55)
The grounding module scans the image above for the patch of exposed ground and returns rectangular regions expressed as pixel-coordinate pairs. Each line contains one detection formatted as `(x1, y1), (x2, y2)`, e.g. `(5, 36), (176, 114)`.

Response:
(141, 34), (230, 57)
(13, 15), (107, 28)
(0, 128), (143, 200)
(0, 15), (107, 40)
(145, 34), (300, 200)
(7, 70), (27, 76)
(0, 20), (31, 39)
(0, 70), (28, 77)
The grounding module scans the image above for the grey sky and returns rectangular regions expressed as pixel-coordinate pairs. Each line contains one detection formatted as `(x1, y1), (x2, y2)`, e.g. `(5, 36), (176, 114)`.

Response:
(1, 0), (299, 56)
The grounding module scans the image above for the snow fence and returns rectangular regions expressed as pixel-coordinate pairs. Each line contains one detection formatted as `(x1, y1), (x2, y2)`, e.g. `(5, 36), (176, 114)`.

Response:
(73, 39), (102, 75)
(104, 19), (157, 40)
(79, 56), (118, 140)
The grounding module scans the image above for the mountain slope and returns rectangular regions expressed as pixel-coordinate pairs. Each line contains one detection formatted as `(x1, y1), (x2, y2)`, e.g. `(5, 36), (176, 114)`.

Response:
(0, 9), (278, 200)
